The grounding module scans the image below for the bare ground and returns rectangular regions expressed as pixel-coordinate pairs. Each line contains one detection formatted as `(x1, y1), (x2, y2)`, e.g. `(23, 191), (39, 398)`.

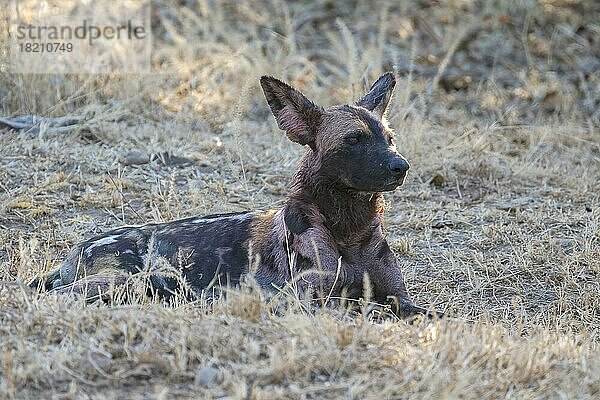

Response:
(1, 1), (599, 399)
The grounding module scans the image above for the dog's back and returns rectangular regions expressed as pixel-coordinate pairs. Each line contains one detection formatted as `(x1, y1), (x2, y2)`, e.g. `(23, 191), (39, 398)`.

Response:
(37, 211), (261, 296)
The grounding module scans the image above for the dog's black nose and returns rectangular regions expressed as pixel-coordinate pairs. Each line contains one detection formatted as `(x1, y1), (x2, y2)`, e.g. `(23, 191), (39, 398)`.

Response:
(389, 157), (410, 176)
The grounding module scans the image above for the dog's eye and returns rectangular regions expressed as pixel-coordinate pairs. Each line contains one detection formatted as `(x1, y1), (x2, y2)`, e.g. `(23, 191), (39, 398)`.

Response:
(346, 132), (361, 145)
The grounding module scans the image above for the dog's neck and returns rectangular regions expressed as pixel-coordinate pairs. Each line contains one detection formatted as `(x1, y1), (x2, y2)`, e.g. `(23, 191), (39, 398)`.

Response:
(288, 152), (383, 240)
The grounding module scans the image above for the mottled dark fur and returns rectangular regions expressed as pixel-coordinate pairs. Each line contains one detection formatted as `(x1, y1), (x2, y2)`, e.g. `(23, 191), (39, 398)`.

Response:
(30, 73), (441, 317)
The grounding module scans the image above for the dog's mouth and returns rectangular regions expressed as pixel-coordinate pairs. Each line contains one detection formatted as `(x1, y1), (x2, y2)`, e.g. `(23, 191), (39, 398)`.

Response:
(381, 175), (407, 191)
(380, 182), (402, 192)
(338, 170), (409, 194)
(346, 176), (406, 194)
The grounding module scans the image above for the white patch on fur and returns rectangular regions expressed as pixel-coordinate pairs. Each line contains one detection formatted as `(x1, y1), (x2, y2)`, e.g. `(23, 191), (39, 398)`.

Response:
(85, 235), (120, 256)
(191, 213), (251, 224)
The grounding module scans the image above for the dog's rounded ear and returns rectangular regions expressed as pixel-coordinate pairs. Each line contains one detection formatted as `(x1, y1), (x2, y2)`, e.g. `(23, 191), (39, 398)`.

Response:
(356, 72), (396, 118)
(260, 76), (323, 149)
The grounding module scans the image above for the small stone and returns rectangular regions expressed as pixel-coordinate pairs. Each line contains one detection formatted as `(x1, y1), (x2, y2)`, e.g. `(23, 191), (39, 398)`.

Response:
(150, 152), (194, 167)
(195, 366), (222, 386)
(430, 174), (445, 187)
(560, 239), (575, 250)
(120, 150), (149, 165)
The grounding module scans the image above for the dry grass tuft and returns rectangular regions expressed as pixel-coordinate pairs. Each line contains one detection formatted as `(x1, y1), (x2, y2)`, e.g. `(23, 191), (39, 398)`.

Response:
(1, 1), (599, 398)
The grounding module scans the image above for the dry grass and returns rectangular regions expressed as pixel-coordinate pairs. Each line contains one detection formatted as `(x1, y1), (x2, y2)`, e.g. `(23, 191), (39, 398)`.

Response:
(1, 0), (599, 398)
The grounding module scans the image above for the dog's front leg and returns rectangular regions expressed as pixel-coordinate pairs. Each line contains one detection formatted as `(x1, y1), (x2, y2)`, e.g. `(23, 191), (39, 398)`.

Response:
(288, 228), (348, 308)
(366, 237), (442, 318)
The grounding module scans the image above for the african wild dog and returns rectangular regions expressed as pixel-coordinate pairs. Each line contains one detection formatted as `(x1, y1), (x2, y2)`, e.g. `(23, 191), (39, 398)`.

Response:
(30, 72), (441, 318)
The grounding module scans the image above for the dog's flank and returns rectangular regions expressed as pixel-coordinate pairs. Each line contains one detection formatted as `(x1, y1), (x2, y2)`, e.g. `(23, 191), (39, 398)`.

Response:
(30, 72), (441, 318)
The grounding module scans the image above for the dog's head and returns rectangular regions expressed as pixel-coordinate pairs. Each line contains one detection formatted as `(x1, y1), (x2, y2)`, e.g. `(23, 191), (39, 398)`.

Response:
(261, 72), (409, 193)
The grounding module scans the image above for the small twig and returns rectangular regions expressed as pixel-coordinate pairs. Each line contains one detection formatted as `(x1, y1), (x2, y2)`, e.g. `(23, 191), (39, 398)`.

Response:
(0, 114), (90, 135)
